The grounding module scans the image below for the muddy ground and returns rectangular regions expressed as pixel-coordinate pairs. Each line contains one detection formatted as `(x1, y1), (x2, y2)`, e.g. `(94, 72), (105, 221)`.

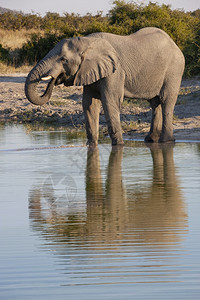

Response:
(0, 73), (200, 141)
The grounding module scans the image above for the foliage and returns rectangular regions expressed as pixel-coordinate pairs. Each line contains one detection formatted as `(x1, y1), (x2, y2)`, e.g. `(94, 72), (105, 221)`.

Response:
(0, 44), (10, 63)
(0, 1), (199, 76)
(183, 20), (200, 76)
(18, 33), (65, 65)
(0, 12), (42, 30)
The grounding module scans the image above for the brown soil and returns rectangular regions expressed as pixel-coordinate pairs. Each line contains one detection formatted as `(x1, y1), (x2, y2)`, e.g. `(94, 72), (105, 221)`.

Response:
(0, 73), (200, 141)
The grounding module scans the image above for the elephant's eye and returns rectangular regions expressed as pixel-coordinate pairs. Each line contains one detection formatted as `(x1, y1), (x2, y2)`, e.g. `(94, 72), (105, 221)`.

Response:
(61, 57), (68, 62)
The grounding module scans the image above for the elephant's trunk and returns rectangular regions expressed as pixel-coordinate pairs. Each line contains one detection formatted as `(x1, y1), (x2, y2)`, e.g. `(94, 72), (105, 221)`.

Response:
(25, 63), (56, 106)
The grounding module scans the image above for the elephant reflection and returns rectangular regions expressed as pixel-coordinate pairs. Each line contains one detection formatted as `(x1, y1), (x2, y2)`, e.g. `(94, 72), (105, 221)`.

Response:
(127, 143), (188, 246)
(85, 147), (127, 240)
(29, 144), (187, 248)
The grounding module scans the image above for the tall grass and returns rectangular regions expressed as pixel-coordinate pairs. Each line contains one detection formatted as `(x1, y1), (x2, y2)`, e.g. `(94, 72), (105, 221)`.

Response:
(0, 61), (31, 73)
(0, 28), (44, 50)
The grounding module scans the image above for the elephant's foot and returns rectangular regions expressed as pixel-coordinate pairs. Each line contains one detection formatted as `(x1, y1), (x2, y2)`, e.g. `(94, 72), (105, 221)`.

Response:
(159, 130), (175, 143)
(145, 133), (160, 143)
(111, 136), (124, 146)
(87, 139), (98, 148)
(159, 135), (175, 143)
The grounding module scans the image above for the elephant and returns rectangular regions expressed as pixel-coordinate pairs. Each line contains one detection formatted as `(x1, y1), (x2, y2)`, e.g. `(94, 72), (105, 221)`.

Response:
(25, 27), (185, 146)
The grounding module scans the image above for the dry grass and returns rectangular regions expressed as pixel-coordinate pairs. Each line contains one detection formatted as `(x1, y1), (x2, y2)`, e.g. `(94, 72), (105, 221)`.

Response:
(0, 28), (44, 50)
(0, 62), (31, 74)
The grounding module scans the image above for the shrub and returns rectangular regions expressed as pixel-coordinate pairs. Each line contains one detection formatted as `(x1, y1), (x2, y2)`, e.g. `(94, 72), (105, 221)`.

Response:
(183, 21), (200, 76)
(18, 33), (64, 65)
(0, 44), (10, 63)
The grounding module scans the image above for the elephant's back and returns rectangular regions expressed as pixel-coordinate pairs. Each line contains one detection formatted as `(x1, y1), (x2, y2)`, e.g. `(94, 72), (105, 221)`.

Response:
(129, 27), (178, 48)
(87, 31), (126, 44)
(90, 28), (181, 53)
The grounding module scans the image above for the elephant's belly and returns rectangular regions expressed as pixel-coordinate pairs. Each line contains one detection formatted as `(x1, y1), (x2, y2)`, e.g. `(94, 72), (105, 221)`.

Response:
(124, 77), (163, 100)
(124, 86), (158, 100)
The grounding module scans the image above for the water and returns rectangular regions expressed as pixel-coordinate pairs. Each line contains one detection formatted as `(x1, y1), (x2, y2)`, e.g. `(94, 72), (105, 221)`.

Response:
(0, 125), (200, 299)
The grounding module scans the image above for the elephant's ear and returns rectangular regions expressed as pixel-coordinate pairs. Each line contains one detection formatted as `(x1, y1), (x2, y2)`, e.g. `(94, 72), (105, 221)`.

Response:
(74, 38), (119, 86)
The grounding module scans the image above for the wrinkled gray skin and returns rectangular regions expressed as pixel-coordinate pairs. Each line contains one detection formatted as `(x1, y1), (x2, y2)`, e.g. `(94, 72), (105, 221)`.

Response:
(25, 27), (185, 146)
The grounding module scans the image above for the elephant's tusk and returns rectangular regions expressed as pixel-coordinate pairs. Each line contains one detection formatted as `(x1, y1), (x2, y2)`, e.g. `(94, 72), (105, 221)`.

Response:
(41, 75), (53, 81)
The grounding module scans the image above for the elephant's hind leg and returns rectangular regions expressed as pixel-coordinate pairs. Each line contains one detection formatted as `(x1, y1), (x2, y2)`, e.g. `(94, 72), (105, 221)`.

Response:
(159, 99), (176, 143)
(145, 96), (162, 143)
(83, 86), (101, 147)
(159, 83), (180, 143)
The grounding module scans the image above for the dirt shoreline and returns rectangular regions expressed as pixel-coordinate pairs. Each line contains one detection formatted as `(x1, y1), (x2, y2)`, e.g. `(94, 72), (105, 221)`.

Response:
(0, 73), (200, 141)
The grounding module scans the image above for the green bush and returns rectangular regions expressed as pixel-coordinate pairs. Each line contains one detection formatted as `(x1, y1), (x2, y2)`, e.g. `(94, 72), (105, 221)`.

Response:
(0, 44), (10, 63)
(18, 33), (65, 64)
(183, 21), (200, 76)
(0, 12), (42, 30)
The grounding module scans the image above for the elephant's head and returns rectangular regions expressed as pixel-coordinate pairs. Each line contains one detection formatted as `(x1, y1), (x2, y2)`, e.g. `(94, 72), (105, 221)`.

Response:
(25, 36), (119, 106)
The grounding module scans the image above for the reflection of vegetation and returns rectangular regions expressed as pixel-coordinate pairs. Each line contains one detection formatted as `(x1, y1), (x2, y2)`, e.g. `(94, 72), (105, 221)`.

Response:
(24, 123), (113, 144)
(0, 1), (199, 75)
(29, 144), (187, 249)
(24, 123), (86, 144)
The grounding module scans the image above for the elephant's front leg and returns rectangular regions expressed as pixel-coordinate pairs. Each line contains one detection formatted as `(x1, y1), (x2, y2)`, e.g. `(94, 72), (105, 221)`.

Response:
(102, 99), (124, 145)
(100, 76), (124, 146)
(83, 86), (101, 147)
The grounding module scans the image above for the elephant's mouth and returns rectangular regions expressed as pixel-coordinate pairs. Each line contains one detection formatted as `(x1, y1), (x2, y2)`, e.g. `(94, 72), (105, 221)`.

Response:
(37, 73), (74, 98)
(55, 73), (75, 86)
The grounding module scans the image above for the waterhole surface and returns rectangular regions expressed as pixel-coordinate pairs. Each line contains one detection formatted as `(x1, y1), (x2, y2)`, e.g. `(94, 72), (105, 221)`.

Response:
(0, 125), (200, 299)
